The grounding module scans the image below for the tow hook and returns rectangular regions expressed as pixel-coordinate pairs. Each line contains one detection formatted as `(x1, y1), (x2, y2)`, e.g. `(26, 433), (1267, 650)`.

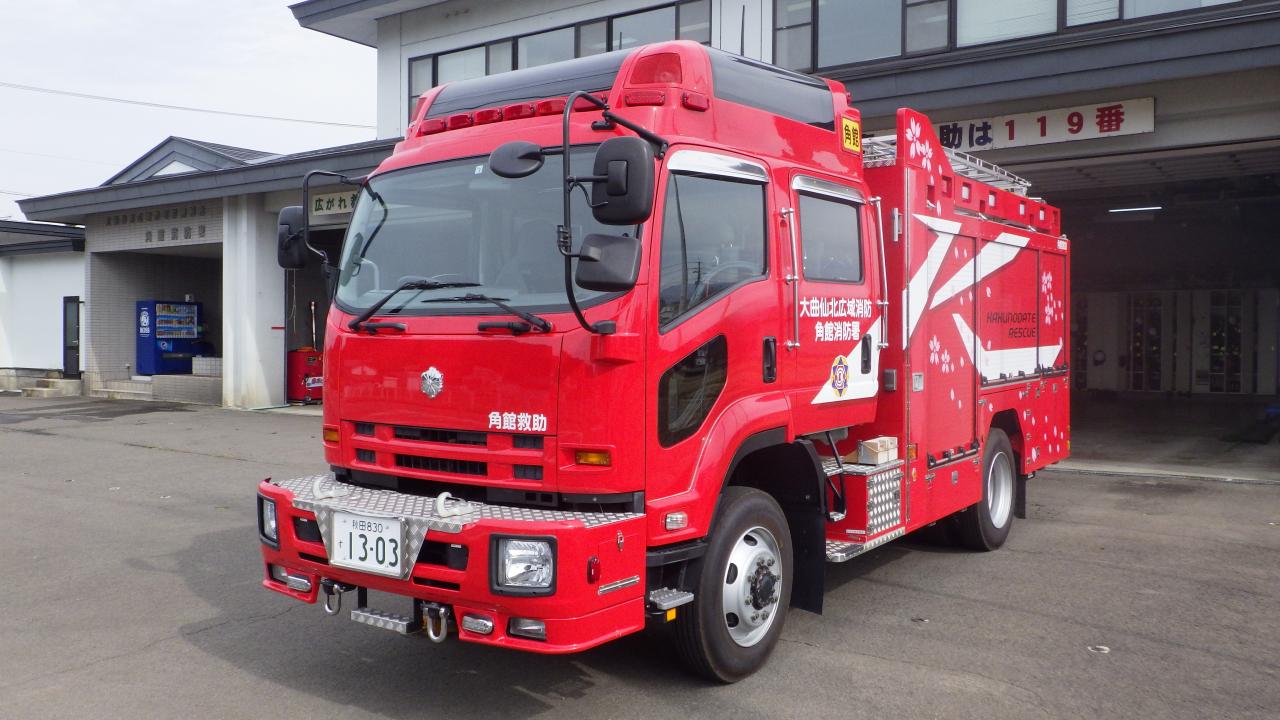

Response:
(423, 602), (451, 644)
(320, 578), (357, 616)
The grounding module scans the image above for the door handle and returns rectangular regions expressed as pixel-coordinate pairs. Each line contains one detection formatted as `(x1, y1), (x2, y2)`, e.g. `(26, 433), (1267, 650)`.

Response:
(762, 337), (777, 383)
(861, 335), (872, 374)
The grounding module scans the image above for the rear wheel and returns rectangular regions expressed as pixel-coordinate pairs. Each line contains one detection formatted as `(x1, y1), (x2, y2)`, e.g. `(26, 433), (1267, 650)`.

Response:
(958, 428), (1016, 550)
(675, 486), (792, 683)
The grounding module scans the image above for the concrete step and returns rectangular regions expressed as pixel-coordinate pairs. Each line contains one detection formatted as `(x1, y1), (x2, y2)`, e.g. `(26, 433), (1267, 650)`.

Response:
(21, 387), (67, 398)
(23, 379), (83, 398)
(104, 380), (153, 394)
(90, 388), (154, 401)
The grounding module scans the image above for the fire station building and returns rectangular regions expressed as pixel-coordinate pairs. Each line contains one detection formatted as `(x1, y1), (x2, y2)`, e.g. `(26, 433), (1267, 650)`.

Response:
(17, 0), (1280, 412)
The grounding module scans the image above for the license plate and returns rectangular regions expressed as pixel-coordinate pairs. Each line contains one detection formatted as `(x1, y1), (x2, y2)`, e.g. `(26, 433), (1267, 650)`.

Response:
(330, 512), (404, 577)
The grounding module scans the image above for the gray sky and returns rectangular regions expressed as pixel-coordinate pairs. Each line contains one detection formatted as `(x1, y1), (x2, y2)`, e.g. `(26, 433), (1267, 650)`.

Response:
(0, 0), (377, 221)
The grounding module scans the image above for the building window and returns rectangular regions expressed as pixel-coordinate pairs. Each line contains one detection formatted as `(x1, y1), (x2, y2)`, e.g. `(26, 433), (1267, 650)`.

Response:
(956, 0), (1057, 46)
(613, 6), (677, 49)
(818, 0), (902, 66)
(1067, 0), (1120, 25)
(518, 26), (575, 68)
(1125, 0), (1238, 19)
(487, 41), (513, 74)
(436, 46), (486, 85)
(906, 0), (949, 53)
(408, 55), (434, 120)
(678, 0), (711, 42)
(579, 20), (608, 56)
(774, 0), (813, 71)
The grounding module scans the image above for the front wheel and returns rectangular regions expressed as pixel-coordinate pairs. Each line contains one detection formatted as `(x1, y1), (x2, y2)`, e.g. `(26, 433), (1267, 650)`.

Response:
(675, 486), (792, 683)
(958, 428), (1016, 550)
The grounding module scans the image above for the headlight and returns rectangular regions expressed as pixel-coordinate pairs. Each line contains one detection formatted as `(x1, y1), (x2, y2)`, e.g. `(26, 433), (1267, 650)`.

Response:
(495, 537), (555, 592)
(260, 496), (278, 543)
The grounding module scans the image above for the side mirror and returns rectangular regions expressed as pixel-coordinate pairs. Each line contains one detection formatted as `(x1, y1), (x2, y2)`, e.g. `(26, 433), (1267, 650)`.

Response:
(489, 141), (546, 178)
(591, 136), (654, 225)
(575, 233), (642, 293)
(277, 205), (306, 269)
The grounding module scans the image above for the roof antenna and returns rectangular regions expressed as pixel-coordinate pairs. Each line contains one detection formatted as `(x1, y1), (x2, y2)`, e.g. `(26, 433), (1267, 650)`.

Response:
(739, 6), (746, 56)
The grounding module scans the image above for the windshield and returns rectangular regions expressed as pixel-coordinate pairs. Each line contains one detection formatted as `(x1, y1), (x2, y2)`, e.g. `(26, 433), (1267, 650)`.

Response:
(335, 149), (635, 315)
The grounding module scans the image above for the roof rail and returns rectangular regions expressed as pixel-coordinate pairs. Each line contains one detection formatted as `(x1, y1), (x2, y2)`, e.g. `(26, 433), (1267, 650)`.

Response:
(861, 136), (1032, 195)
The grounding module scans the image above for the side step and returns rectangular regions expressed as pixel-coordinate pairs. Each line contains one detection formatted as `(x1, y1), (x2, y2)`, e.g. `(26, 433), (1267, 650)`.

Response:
(826, 527), (906, 562)
(647, 587), (694, 611)
(350, 606), (423, 635)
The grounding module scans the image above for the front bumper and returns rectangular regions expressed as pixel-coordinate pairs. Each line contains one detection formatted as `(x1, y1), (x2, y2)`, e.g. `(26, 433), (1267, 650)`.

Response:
(257, 474), (646, 654)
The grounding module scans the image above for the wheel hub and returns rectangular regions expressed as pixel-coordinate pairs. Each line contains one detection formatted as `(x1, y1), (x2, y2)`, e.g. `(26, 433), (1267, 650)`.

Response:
(722, 526), (783, 647)
(748, 563), (779, 610)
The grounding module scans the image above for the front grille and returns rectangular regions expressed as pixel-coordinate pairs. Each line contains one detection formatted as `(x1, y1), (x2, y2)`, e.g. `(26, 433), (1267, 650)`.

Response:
(353, 422), (375, 436)
(393, 425), (487, 446)
(355, 448), (376, 463)
(395, 454), (487, 476)
(514, 464), (543, 480)
(513, 435), (544, 450)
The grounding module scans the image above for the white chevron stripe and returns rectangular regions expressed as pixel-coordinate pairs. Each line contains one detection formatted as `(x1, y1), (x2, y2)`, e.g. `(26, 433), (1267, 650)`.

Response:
(904, 215), (961, 348)
(929, 232), (1029, 310)
(952, 313), (1060, 380)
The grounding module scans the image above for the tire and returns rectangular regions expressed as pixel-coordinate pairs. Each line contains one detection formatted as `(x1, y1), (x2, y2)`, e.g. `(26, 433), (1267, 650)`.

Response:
(958, 428), (1016, 551)
(675, 486), (793, 683)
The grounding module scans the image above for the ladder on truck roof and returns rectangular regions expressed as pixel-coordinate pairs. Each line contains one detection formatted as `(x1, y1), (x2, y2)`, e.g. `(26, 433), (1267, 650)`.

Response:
(861, 136), (1032, 196)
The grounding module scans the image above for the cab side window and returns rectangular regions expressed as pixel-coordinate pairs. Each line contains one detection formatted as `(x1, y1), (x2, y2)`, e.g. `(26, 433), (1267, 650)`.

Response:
(658, 173), (767, 326)
(799, 193), (862, 283)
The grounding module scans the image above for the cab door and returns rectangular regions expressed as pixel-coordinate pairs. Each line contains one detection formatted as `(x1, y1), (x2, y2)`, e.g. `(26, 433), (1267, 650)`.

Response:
(643, 149), (787, 505)
(785, 174), (882, 435)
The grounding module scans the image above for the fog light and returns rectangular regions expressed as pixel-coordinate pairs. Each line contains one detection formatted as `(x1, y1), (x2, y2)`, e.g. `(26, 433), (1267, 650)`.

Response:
(574, 449), (611, 466)
(260, 497), (278, 542)
(269, 564), (288, 583)
(508, 618), (546, 641)
(496, 538), (555, 590)
(461, 614), (494, 635)
(664, 511), (688, 530)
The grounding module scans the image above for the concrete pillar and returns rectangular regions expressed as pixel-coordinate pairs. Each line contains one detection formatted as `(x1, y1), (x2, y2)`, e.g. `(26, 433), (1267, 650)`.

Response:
(222, 194), (286, 408)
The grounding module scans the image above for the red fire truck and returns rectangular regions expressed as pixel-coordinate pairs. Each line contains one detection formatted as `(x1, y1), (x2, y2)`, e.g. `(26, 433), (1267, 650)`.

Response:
(259, 41), (1069, 682)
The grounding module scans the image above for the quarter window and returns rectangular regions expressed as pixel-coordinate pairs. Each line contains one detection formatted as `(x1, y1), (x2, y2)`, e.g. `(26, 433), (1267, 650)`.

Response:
(799, 194), (863, 283)
(658, 173), (767, 326)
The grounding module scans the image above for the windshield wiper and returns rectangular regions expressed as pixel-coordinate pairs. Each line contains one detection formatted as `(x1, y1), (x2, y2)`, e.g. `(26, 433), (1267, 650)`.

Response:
(422, 293), (552, 333)
(348, 280), (480, 331)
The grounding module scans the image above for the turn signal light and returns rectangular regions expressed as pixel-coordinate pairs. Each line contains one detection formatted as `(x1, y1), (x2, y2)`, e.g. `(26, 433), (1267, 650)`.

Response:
(664, 511), (688, 531)
(574, 450), (611, 467)
(322, 426), (340, 443)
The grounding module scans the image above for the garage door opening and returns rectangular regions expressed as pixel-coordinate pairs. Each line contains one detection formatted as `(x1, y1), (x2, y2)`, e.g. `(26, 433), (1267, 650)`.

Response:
(284, 228), (343, 405)
(1020, 147), (1280, 480)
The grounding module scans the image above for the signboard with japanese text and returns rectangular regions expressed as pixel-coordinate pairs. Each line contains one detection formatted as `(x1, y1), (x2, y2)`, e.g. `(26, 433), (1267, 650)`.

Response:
(932, 97), (1154, 153)
(311, 189), (361, 218)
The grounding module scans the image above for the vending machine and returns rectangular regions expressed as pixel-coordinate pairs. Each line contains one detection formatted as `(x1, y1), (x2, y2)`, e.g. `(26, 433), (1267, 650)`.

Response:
(136, 300), (202, 375)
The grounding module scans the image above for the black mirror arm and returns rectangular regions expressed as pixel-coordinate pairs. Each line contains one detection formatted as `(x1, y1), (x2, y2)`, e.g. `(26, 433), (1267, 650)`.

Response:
(301, 170), (365, 267)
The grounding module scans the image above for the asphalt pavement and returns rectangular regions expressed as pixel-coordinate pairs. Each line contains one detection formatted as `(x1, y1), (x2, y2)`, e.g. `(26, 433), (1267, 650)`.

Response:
(1, 395), (1277, 719)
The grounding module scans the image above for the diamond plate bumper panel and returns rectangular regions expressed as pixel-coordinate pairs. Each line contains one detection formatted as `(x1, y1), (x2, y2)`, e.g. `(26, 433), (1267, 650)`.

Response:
(269, 474), (644, 580)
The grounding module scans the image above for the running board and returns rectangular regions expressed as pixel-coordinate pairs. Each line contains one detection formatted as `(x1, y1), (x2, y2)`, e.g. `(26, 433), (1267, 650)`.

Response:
(647, 587), (694, 611)
(350, 606), (423, 635)
(826, 527), (905, 563)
